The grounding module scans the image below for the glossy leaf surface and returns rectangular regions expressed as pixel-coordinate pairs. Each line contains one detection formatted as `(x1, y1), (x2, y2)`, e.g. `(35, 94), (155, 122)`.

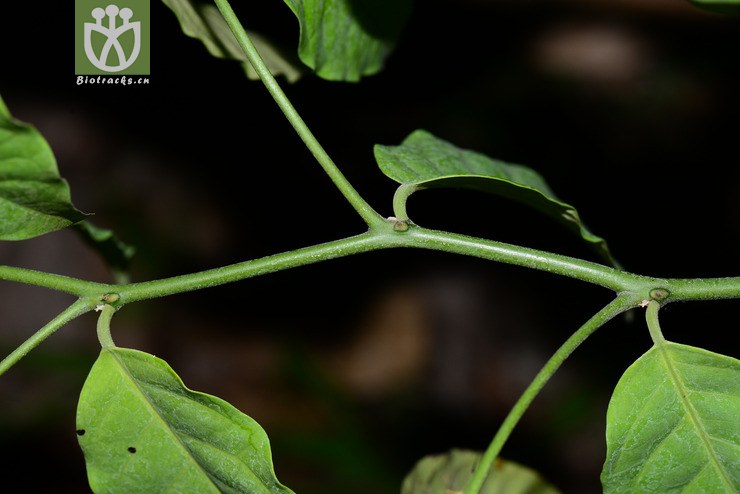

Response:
(0, 95), (86, 240)
(602, 342), (740, 493)
(77, 347), (294, 494)
(162, 0), (302, 82)
(401, 449), (560, 494)
(281, 0), (412, 81)
(374, 129), (615, 265)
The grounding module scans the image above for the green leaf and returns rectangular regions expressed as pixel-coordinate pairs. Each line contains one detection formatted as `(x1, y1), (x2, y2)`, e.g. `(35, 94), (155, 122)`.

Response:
(281, 0), (412, 81)
(162, 0), (303, 83)
(401, 449), (561, 494)
(374, 129), (616, 266)
(602, 342), (740, 493)
(74, 221), (136, 282)
(77, 347), (295, 494)
(688, 0), (740, 15)
(0, 95), (87, 240)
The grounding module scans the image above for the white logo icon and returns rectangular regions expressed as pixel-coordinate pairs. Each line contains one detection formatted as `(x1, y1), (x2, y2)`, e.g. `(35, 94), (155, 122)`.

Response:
(84, 4), (141, 72)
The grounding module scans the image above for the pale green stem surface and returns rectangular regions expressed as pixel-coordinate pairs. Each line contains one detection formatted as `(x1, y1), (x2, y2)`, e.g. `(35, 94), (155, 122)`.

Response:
(104, 225), (677, 304)
(392, 184), (419, 222)
(0, 299), (92, 376)
(2, 226), (740, 305)
(646, 300), (665, 344)
(115, 230), (386, 303)
(463, 294), (635, 494)
(212, 0), (384, 228)
(0, 265), (108, 296)
(96, 304), (116, 349)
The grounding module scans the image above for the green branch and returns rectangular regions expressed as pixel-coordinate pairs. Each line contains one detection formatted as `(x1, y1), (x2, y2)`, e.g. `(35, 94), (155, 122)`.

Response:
(0, 265), (109, 296)
(113, 224), (648, 304)
(0, 227), (737, 379)
(212, 0), (384, 228)
(2, 225), (739, 307)
(463, 294), (635, 494)
(402, 227), (647, 292)
(113, 230), (387, 303)
(656, 277), (740, 301)
(0, 299), (93, 376)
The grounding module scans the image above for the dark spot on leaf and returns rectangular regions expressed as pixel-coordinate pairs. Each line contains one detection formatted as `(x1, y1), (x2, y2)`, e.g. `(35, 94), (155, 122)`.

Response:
(76, 429), (86, 436)
(128, 447), (136, 453)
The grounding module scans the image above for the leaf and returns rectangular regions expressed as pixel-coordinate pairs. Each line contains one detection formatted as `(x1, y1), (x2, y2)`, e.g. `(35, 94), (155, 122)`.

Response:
(281, 0), (412, 81)
(688, 0), (740, 15)
(162, 0), (303, 83)
(0, 95), (87, 240)
(602, 342), (740, 493)
(401, 449), (561, 494)
(77, 347), (295, 494)
(374, 129), (617, 266)
(74, 221), (136, 282)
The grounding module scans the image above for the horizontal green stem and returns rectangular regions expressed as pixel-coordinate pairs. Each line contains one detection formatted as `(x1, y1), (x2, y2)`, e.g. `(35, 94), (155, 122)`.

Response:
(2, 225), (740, 306)
(463, 294), (634, 494)
(114, 224), (650, 304)
(403, 227), (649, 292)
(0, 265), (108, 296)
(0, 227), (736, 378)
(0, 299), (92, 376)
(655, 276), (740, 301)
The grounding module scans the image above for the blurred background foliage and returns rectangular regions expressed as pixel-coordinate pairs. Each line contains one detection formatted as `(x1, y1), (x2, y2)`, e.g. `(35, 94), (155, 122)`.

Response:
(0, 0), (738, 492)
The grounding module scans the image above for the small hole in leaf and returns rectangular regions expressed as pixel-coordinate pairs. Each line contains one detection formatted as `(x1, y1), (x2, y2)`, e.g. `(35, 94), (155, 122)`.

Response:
(76, 429), (86, 436)
(128, 447), (137, 453)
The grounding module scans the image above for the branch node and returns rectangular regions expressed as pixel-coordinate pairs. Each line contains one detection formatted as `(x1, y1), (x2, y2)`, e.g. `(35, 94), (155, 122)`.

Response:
(387, 216), (409, 232)
(649, 288), (670, 301)
(100, 293), (120, 304)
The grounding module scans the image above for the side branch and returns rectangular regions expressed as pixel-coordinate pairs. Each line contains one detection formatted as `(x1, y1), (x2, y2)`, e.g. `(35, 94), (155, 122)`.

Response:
(0, 299), (93, 376)
(213, 0), (384, 228)
(463, 294), (635, 494)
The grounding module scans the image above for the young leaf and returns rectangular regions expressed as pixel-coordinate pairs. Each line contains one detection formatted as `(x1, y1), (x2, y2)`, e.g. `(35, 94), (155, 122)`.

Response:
(401, 449), (561, 494)
(0, 95), (87, 240)
(77, 347), (295, 494)
(281, 0), (412, 81)
(602, 342), (740, 493)
(374, 130), (616, 266)
(162, 0), (303, 82)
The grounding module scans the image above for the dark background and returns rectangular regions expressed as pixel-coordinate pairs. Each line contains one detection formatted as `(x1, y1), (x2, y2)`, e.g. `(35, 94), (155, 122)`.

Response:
(1, 0), (738, 493)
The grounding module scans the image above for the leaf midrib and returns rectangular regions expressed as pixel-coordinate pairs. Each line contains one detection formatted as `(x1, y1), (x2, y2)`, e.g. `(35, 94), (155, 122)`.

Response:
(110, 349), (223, 494)
(113, 349), (280, 493)
(654, 342), (735, 491)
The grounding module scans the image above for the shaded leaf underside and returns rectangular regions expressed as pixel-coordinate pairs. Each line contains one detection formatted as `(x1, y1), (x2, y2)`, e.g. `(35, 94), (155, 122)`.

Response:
(161, 0), (302, 82)
(374, 129), (616, 266)
(281, 0), (412, 81)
